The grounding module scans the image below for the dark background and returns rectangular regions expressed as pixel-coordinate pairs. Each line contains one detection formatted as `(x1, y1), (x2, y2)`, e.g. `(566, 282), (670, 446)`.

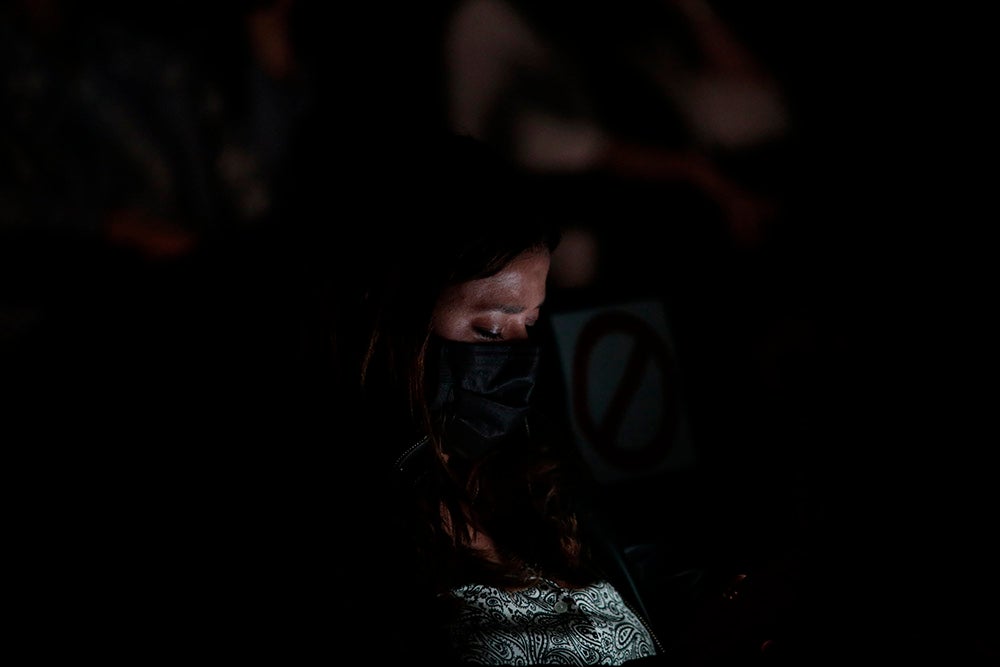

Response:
(2, 1), (994, 662)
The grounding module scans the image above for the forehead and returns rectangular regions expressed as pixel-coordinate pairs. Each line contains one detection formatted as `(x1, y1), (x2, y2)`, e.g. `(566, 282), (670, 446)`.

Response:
(440, 249), (550, 309)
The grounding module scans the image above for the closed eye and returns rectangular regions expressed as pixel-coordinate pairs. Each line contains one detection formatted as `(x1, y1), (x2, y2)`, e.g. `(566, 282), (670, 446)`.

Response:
(473, 327), (504, 341)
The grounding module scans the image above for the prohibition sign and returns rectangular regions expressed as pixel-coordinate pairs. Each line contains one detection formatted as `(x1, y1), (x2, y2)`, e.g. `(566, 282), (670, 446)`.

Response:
(571, 310), (678, 469)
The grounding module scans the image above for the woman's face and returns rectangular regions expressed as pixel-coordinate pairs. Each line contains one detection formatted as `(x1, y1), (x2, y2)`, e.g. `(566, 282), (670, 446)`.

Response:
(432, 248), (551, 343)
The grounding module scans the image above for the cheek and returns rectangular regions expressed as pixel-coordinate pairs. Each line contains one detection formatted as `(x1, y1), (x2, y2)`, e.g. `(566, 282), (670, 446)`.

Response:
(432, 317), (462, 340)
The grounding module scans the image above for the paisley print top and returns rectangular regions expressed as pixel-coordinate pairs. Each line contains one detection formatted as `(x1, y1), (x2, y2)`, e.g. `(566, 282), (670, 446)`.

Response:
(443, 577), (657, 665)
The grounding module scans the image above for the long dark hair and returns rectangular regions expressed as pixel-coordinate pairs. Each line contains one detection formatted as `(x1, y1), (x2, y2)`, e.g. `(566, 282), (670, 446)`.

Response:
(348, 134), (597, 591)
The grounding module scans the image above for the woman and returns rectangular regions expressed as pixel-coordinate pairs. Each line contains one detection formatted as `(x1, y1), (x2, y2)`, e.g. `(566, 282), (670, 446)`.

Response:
(338, 133), (665, 665)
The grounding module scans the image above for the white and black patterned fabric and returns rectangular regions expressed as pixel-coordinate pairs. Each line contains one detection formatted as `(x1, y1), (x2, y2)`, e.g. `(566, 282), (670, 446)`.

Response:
(444, 578), (657, 665)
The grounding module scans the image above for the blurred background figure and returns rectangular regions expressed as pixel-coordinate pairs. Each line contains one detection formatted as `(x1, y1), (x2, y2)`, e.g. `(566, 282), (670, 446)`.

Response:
(1, 2), (325, 658)
(442, 0), (796, 254)
(1, 0), (318, 432)
(0, 0), (313, 257)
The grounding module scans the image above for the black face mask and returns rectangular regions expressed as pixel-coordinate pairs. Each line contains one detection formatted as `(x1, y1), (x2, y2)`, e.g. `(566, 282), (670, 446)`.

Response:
(429, 337), (542, 461)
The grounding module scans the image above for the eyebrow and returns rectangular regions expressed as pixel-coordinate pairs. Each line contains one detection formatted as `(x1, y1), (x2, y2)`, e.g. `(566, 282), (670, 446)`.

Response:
(485, 299), (545, 315)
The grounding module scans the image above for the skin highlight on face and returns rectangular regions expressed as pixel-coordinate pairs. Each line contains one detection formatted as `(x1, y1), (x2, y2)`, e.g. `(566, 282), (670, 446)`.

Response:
(432, 248), (551, 343)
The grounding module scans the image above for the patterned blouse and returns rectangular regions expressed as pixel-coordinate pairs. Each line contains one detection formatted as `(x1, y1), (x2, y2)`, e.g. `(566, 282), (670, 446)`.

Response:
(443, 577), (658, 665)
